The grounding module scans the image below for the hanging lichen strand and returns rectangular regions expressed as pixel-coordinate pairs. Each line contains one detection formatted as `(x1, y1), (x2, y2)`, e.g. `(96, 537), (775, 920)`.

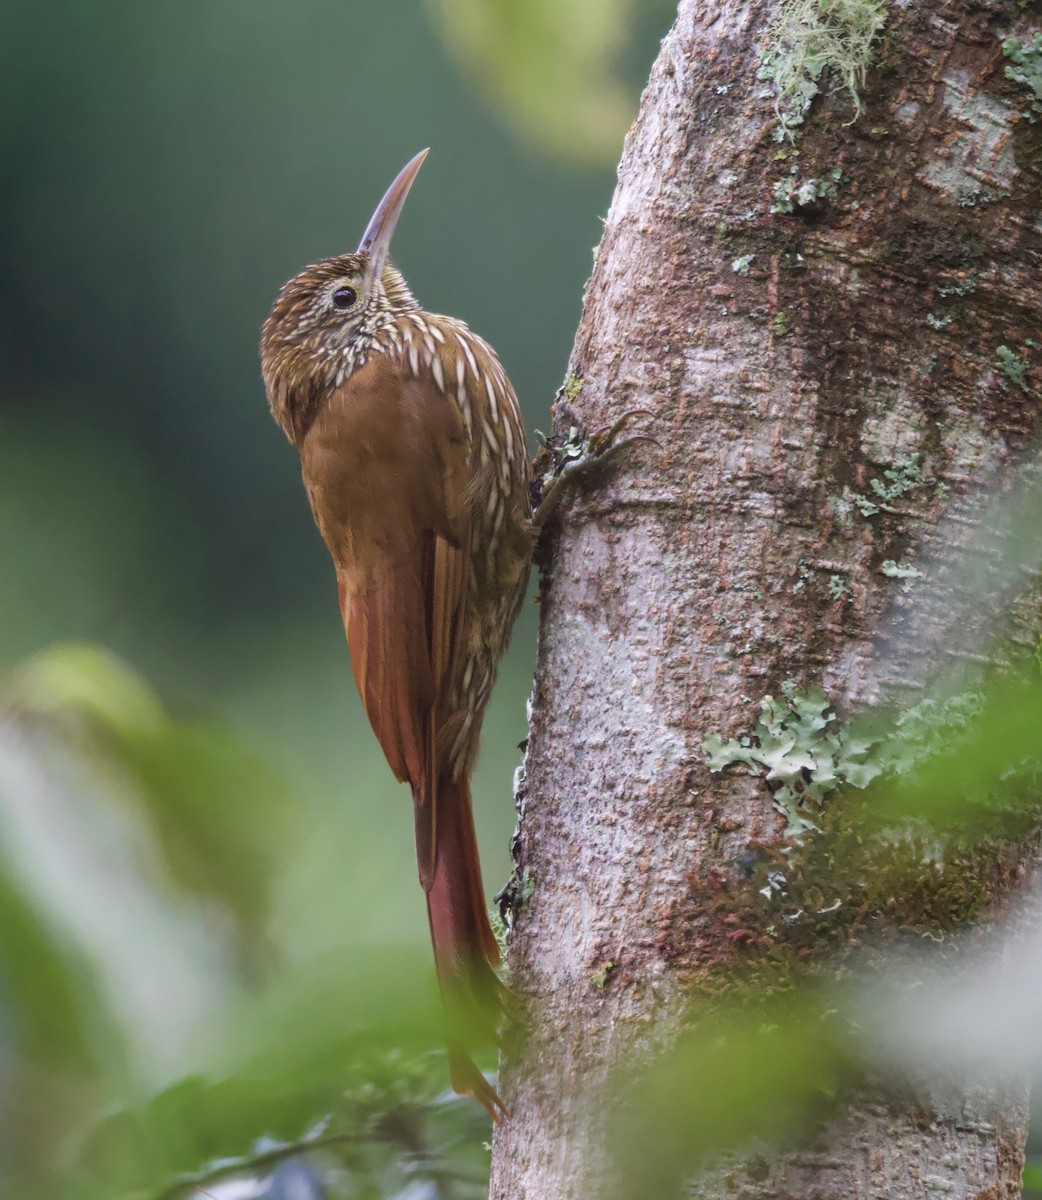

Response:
(758, 0), (888, 141)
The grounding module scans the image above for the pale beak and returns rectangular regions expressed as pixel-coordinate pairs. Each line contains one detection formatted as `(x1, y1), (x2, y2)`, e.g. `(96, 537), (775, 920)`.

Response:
(357, 148), (429, 280)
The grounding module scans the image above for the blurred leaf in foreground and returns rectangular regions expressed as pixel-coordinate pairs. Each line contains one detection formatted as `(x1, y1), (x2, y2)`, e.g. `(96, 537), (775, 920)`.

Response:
(869, 671), (1042, 835)
(66, 945), (490, 1198)
(0, 866), (128, 1198)
(424, 0), (636, 162)
(611, 992), (851, 1198)
(76, 1049), (489, 1200)
(4, 643), (293, 954)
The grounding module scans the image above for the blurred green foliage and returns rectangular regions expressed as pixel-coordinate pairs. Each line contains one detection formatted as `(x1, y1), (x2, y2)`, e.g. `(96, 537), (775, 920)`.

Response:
(0, 646), (490, 1197)
(425, 0), (638, 161)
(614, 993), (850, 1197)
(7, 644), (288, 956)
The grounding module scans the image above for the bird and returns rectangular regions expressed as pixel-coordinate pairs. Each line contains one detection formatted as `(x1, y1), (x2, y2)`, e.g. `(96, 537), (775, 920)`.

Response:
(261, 150), (649, 1121)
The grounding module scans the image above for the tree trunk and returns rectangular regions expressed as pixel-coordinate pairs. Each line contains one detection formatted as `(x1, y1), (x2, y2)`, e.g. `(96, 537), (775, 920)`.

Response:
(491, 1), (1042, 1197)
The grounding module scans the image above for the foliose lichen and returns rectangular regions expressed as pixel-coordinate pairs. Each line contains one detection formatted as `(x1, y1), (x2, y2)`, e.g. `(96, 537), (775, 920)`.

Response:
(704, 683), (879, 836)
(849, 453), (944, 518)
(590, 961), (614, 989)
(770, 165), (845, 213)
(704, 684), (983, 837)
(879, 558), (923, 592)
(827, 574), (849, 600)
(996, 344), (1037, 395)
(1003, 32), (1042, 122)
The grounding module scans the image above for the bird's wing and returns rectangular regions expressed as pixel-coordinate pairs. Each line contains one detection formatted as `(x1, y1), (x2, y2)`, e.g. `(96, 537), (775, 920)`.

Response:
(318, 331), (511, 1120)
(331, 353), (472, 888)
(339, 555), (432, 788)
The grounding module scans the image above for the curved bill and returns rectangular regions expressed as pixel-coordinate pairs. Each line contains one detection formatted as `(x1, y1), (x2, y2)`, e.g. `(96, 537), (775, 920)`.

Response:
(357, 148), (429, 279)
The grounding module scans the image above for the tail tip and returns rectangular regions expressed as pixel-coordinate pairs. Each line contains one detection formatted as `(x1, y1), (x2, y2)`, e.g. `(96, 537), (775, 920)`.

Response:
(453, 1058), (509, 1123)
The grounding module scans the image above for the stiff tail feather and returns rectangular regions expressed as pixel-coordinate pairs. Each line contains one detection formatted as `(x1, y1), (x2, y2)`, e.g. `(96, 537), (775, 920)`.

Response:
(420, 775), (507, 1121)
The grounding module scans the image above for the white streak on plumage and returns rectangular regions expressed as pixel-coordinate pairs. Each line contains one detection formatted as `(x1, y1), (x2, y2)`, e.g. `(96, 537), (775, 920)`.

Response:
(458, 336), (479, 379)
(484, 374), (499, 421)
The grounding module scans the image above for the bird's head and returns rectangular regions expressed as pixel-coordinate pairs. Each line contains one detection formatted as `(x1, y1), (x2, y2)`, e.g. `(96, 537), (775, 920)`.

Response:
(261, 149), (428, 443)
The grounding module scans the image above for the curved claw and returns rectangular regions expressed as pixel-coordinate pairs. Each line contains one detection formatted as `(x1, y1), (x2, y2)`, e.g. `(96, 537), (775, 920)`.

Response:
(532, 409), (660, 532)
(588, 410), (659, 456)
(601, 431), (664, 455)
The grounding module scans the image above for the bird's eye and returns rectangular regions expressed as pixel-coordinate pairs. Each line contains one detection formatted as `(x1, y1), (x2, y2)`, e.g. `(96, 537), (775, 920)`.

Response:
(332, 286), (358, 310)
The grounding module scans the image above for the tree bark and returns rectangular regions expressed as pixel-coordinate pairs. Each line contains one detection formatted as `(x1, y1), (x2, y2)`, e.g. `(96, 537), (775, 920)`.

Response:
(490, 0), (1042, 1196)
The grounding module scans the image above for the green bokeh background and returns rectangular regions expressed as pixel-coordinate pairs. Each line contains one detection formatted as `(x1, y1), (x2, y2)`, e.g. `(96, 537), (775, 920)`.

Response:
(0, 0), (673, 1099)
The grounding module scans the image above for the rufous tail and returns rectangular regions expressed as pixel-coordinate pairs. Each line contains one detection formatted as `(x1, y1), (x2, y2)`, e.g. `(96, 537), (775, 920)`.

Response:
(420, 775), (507, 1122)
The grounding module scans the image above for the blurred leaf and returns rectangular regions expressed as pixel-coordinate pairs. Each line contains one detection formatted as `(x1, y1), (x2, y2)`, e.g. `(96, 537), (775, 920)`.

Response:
(76, 1045), (489, 1199)
(230, 949), (447, 1092)
(0, 866), (128, 1195)
(70, 946), (467, 1197)
(424, 0), (636, 162)
(0, 870), (120, 1074)
(77, 1075), (341, 1198)
(5, 644), (292, 952)
(6, 643), (164, 740)
(612, 993), (851, 1197)
(867, 673), (1042, 836)
(1, 643), (496, 1198)
(115, 720), (288, 949)
(1025, 1158), (1042, 1190)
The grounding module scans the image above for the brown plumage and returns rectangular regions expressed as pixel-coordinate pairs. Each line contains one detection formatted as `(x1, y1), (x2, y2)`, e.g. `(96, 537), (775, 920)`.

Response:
(260, 152), (531, 1119)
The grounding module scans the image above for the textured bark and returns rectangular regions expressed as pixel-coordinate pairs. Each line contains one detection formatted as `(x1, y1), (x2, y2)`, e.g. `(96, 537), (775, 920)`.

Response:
(490, 1), (1041, 1197)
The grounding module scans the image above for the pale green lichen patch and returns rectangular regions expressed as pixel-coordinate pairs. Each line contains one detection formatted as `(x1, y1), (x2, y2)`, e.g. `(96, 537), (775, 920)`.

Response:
(880, 558), (923, 592)
(830, 494), (853, 524)
(732, 253), (755, 276)
(996, 344), (1038, 395)
(937, 275), (979, 298)
(590, 961), (614, 989)
(1003, 32), (1042, 122)
(850, 453), (935, 518)
(490, 907), (509, 959)
(827, 574), (849, 600)
(563, 372), (584, 403)
(771, 165), (845, 213)
(704, 683), (882, 836)
(758, 0), (888, 141)
(704, 686), (985, 839)
(884, 693), (985, 772)
(957, 185), (1010, 208)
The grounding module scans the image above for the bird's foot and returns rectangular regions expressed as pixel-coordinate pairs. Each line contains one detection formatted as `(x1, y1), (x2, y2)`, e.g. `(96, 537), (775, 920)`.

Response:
(531, 401), (659, 531)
